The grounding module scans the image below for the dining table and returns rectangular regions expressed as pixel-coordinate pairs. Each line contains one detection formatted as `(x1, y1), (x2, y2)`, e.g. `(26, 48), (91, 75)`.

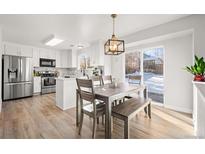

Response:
(76, 82), (146, 139)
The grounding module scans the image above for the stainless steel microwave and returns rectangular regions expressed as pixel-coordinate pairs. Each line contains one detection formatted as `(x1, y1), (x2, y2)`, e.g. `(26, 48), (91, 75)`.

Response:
(40, 58), (56, 67)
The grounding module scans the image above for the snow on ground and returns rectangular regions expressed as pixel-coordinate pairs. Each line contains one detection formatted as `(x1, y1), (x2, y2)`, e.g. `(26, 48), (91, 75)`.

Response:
(126, 72), (164, 94)
(144, 73), (164, 94)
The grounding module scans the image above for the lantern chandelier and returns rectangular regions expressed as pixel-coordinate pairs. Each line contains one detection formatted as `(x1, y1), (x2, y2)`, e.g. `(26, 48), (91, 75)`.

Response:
(104, 14), (125, 55)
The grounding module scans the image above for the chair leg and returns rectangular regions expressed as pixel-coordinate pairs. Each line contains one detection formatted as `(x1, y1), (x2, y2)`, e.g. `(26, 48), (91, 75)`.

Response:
(78, 112), (84, 135)
(102, 115), (104, 125)
(92, 117), (97, 139)
(114, 100), (117, 106)
(97, 117), (99, 124)
(148, 103), (151, 119)
(76, 90), (79, 127)
(124, 118), (129, 139)
(111, 116), (113, 132)
(144, 107), (148, 116)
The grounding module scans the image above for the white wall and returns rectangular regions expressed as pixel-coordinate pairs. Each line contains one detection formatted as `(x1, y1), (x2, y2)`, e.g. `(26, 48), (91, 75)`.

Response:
(123, 15), (205, 58)
(112, 34), (193, 113)
(141, 35), (193, 113)
(111, 53), (125, 82)
(111, 15), (205, 113)
(0, 27), (2, 112)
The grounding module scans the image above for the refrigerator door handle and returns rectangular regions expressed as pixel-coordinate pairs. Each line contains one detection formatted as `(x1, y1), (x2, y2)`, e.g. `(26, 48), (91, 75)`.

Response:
(5, 82), (32, 86)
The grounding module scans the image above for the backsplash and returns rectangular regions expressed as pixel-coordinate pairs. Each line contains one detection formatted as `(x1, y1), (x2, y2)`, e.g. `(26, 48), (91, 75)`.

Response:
(33, 67), (78, 77)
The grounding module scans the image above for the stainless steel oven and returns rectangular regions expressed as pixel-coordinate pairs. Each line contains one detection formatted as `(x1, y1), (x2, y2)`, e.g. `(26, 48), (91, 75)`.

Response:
(40, 71), (56, 94)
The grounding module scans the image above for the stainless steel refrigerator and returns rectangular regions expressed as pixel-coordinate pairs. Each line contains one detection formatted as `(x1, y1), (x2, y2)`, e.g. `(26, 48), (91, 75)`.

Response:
(2, 55), (33, 100)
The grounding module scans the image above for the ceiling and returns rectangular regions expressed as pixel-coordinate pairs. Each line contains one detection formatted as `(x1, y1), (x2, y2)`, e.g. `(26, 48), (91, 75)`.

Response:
(0, 14), (189, 50)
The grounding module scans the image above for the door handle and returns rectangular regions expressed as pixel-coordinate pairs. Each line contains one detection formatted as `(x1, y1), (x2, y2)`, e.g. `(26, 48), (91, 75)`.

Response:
(5, 82), (32, 86)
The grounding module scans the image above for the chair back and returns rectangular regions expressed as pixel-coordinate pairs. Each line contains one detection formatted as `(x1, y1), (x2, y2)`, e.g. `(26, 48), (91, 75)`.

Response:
(90, 75), (103, 86)
(102, 75), (112, 85)
(128, 75), (142, 84)
(76, 78), (95, 103)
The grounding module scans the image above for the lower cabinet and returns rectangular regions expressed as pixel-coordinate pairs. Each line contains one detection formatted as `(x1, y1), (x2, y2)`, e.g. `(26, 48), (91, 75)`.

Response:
(33, 76), (41, 94)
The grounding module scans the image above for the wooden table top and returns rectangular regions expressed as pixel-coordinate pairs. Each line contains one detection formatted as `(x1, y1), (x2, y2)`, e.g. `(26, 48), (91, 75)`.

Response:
(94, 82), (145, 98)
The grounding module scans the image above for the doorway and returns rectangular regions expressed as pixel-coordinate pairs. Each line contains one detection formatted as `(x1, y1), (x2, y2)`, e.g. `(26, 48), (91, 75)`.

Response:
(125, 46), (164, 103)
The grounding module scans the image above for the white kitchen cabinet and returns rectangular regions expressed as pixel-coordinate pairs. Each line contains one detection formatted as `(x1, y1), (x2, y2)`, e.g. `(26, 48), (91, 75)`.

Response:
(49, 50), (56, 59)
(55, 50), (61, 67)
(33, 76), (41, 94)
(39, 48), (49, 59)
(61, 51), (69, 68)
(3, 42), (33, 57)
(20, 45), (33, 57)
(3, 43), (21, 56)
(32, 48), (40, 67)
(39, 48), (56, 60)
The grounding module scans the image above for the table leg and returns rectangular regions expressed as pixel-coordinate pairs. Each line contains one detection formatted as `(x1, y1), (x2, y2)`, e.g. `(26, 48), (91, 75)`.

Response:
(105, 98), (112, 139)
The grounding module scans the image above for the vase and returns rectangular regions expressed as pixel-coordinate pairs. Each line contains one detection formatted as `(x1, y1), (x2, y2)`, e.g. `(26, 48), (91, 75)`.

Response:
(194, 75), (205, 81)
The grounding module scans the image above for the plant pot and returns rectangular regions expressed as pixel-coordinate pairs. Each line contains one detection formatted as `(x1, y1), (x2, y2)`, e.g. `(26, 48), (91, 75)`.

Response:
(194, 75), (205, 81)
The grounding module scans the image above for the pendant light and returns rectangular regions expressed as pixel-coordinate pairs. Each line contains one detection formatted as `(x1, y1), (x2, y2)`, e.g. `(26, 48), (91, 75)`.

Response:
(104, 14), (125, 55)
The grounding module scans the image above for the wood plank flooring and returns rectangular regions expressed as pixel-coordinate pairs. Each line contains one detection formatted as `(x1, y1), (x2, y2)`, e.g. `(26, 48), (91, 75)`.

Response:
(0, 93), (195, 139)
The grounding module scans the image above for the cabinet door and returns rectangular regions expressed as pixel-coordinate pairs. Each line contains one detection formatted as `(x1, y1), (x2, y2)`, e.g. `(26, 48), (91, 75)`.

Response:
(32, 48), (40, 67)
(4, 43), (20, 56)
(39, 48), (49, 59)
(20, 46), (33, 57)
(61, 51), (69, 68)
(33, 77), (41, 93)
(56, 51), (61, 67)
(49, 50), (56, 60)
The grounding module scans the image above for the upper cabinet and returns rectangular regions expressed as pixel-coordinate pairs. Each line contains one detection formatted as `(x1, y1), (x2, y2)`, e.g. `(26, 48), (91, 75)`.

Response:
(61, 51), (69, 68)
(32, 48), (40, 67)
(2, 42), (76, 69)
(3, 43), (21, 56)
(55, 50), (61, 68)
(20, 45), (33, 57)
(39, 48), (56, 59)
(3, 42), (33, 57)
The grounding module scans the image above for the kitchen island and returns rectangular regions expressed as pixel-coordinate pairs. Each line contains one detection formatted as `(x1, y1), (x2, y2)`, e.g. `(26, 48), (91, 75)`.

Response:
(56, 77), (77, 110)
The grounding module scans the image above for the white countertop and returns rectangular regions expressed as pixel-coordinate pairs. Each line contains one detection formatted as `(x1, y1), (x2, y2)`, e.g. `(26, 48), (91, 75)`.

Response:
(192, 81), (205, 85)
(56, 77), (76, 81)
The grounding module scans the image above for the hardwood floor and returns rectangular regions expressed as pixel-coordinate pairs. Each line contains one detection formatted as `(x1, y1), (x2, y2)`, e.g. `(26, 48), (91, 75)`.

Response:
(0, 93), (195, 139)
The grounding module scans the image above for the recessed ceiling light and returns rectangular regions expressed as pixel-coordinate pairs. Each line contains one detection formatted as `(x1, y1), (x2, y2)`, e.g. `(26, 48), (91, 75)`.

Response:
(77, 45), (84, 49)
(45, 36), (64, 46)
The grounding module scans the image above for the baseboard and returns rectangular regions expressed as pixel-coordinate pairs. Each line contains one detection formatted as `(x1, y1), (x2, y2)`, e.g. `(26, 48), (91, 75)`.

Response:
(164, 104), (192, 114)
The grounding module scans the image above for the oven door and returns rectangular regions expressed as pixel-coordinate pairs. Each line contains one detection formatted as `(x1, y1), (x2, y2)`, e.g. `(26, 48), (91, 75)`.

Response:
(42, 77), (56, 88)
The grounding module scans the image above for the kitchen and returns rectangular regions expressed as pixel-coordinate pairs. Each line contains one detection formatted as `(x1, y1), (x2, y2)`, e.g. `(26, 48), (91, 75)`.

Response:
(1, 39), (108, 109)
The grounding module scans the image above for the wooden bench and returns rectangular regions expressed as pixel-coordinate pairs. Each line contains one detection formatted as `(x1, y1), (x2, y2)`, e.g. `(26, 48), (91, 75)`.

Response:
(112, 97), (151, 139)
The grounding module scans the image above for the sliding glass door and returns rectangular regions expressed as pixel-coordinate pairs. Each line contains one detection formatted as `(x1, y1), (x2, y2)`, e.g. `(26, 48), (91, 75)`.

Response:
(125, 50), (141, 82)
(143, 47), (164, 103)
(125, 47), (164, 103)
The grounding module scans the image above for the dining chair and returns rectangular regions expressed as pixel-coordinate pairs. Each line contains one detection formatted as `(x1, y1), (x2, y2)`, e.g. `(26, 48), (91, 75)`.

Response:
(90, 75), (103, 86)
(102, 75), (112, 85)
(76, 78), (105, 139)
(128, 75), (142, 85)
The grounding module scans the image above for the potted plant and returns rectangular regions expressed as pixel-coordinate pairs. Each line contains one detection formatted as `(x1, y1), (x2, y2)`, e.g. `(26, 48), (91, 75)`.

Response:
(185, 55), (205, 81)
